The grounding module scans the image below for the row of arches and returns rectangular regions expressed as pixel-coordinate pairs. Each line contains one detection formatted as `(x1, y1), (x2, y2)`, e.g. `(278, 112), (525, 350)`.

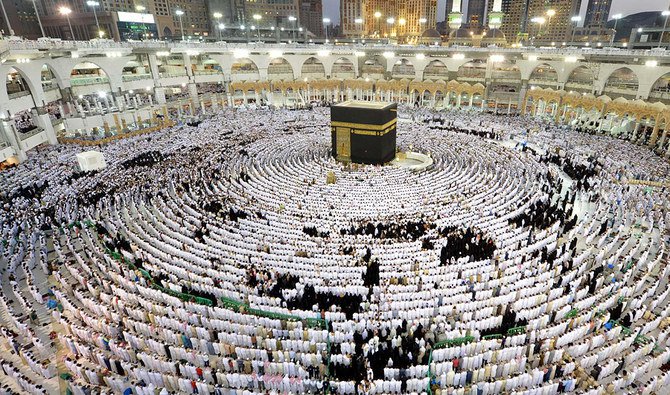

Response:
(9, 58), (670, 109)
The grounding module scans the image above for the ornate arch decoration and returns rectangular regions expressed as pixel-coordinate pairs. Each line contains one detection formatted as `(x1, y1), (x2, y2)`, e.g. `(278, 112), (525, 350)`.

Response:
(343, 78), (373, 90)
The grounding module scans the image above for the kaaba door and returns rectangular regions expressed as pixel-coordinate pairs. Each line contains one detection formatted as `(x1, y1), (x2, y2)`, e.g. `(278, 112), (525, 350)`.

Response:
(336, 127), (351, 161)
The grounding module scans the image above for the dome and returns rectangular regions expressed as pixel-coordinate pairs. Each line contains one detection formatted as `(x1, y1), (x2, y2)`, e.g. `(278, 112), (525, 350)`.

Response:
(449, 27), (476, 39)
(421, 28), (442, 38)
(483, 28), (506, 40)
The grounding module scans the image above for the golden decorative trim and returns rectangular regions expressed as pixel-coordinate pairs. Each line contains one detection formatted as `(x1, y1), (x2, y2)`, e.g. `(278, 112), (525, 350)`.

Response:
(331, 118), (397, 131)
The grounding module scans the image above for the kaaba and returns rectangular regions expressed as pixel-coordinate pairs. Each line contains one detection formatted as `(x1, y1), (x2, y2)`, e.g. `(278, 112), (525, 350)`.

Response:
(331, 101), (397, 165)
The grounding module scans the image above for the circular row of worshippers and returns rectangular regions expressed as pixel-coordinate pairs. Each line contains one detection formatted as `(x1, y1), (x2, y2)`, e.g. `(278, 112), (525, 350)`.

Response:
(0, 107), (669, 394)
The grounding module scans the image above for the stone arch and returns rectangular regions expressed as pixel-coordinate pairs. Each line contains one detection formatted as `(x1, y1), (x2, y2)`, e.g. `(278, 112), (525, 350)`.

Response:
(457, 60), (486, 80)
(603, 67), (639, 98)
(267, 57), (294, 81)
(39, 64), (61, 91)
(231, 58), (260, 80)
(529, 64), (558, 84)
(5, 67), (33, 98)
(650, 72), (670, 104)
(361, 56), (386, 79)
(196, 55), (224, 74)
(565, 65), (595, 92)
(491, 60), (521, 80)
(391, 58), (415, 79)
(121, 58), (150, 79)
(331, 57), (356, 79)
(422, 59), (449, 80)
(301, 57), (326, 80)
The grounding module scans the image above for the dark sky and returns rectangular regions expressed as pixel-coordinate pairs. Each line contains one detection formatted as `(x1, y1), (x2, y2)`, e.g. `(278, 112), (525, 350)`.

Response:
(323, 0), (669, 24)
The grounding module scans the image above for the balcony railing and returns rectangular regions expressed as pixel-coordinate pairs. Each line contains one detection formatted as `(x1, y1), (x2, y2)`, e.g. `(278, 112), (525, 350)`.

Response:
(70, 76), (109, 86)
(122, 73), (152, 81)
(7, 90), (31, 99)
(18, 128), (42, 140)
(7, 38), (670, 59)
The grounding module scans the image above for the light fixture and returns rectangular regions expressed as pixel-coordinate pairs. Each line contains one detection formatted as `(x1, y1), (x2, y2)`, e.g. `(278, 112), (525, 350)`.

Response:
(489, 54), (505, 63)
(136, 5), (146, 12)
(416, 53), (425, 60)
(646, 60), (658, 67)
(419, 18), (427, 24)
(374, 11), (382, 18)
(398, 18), (406, 26)
(546, 9), (556, 17)
(571, 16), (581, 22)
(565, 56), (578, 63)
(233, 49), (250, 58)
(354, 18), (363, 24)
(213, 12), (222, 19)
(253, 14), (261, 21)
(386, 17), (395, 24)
(219, 23), (225, 30)
(288, 16), (296, 22)
(175, 9), (184, 16)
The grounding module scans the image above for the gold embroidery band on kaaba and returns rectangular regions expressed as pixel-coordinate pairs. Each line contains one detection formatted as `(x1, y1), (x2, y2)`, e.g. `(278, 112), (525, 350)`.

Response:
(331, 118), (397, 131)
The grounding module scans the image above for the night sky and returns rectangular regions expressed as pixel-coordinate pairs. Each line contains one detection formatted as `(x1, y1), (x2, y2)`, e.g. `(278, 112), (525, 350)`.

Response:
(323, 0), (670, 24)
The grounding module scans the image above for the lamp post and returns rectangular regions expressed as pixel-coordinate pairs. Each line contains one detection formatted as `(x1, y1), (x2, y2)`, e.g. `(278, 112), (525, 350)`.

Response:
(570, 16), (581, 44)
(354, 18), (363, 40)
(374, 11), (381, 37)
(86, 1), (102, 39)
(59, 6), (74, 40)
(660, 11), (670, 47)
(386, 17), (394, 38)
(218, 23), (225, 40)
(30, 0), (45, 37)
(253, 14), (261, 42)
(175, 9), (185, 41)
(323, 17), (330, 41)
(611, 13), (622, 46)
(419, 18), (427, 43)
(545, 9), (555, 41)
(213, 12), (222, 40)
(288, 16), (297, 41)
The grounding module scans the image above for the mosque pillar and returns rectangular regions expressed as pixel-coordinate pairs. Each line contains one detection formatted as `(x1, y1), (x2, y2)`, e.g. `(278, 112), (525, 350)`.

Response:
(0, 118), (26, 162)
(32, 107), (57, 145)
(183, 53), (194, 78)
(155, 88), (167, 105)
(649, 125), (660, 148)
(148, 54), (161, 83)
(258, 68), (268, 81)
(188, 83), (198, 103)
(456, 94), (461, 108)
(658, 130), (668, 151)
(632, 122), (640, 142)
(518, 80), (529, 110)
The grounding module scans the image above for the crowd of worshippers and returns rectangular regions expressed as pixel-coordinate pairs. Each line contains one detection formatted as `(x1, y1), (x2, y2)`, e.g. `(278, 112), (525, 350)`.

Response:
(120, 150), (167, 169)
(340, 219), (434, 242)
(538, 151), (599, 191)
(2, 105), (670, 395)
(427, 122), (504, 140)
(438, 226), (497, 264)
